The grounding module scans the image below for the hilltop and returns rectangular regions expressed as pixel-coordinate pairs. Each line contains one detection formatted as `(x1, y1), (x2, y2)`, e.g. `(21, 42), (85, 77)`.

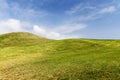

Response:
(0, 32), (120, 80)
(0, 32), (50, 47)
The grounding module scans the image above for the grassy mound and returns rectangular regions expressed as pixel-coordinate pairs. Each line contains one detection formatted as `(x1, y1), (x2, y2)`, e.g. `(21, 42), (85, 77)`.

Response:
(0, 32), (50, 47)
(0, 32), (120, 80)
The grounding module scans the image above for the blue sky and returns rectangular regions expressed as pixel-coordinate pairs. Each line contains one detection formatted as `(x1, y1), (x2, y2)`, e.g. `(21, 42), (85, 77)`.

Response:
(0, 0), (120, 39)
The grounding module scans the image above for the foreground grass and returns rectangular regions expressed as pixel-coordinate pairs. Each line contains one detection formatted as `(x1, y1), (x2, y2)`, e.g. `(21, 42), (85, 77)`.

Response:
(0, 32), (120, 80)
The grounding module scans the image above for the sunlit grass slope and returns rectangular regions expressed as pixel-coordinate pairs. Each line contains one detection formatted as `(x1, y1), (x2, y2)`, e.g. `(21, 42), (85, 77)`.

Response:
(0, 32), (120, 80)
(0, 32), (50, 47)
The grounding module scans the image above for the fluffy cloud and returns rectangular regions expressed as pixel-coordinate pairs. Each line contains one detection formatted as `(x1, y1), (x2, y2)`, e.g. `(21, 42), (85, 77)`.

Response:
(0, 18), (32, 34)
(33, 25), (62, 39)
(33, 25), (46, 34)
(0, 19), (22, 34)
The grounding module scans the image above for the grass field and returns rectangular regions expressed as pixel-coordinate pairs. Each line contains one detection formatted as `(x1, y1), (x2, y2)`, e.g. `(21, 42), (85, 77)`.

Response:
(0, 32), (120, 80)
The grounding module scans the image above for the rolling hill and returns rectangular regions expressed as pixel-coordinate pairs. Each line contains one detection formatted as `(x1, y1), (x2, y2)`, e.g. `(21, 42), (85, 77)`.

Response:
(0, 32), (120, 80)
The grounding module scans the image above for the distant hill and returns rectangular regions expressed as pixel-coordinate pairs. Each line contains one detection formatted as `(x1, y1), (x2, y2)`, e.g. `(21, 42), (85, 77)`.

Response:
(0, 32), (120, 80)
(0, 32), (50, 47)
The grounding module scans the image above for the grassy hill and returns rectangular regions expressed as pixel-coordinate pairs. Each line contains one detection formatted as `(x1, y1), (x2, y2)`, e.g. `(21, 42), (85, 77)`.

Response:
(0, 32), (120, 80)
(0, 32), (50, 47)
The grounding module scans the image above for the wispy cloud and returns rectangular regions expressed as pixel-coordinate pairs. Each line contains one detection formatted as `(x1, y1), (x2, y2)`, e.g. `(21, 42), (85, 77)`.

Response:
(55, 23), (87, 34)
(66, 1), (117, 21)
(81, 6), (117, 21)
(98, 6), (116, 14)
(66, 3), (96, 15)
(73, 6), (117, 21)
(0, 0), (47, 21)
(33, 23), (86, 39)
(10, 3), (47, 20)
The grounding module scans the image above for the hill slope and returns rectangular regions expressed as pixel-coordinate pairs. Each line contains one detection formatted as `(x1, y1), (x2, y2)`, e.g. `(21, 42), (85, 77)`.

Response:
(0, 32), (50, 47)
(0, 32), (120, 80)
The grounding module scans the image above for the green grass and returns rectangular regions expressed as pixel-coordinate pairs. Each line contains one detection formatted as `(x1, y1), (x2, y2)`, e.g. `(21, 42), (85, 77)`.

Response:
(0, 32), (120, 80)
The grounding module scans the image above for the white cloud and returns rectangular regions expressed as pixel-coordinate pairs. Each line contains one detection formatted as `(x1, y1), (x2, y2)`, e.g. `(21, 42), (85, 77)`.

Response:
(98, 6), (116, 14)
(33, 25), (46, 34)
(0, 19), (22, 34)
(0, 18), (33, 34)
(33, 23), (86, 39)
(33, 25), (62, 39)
